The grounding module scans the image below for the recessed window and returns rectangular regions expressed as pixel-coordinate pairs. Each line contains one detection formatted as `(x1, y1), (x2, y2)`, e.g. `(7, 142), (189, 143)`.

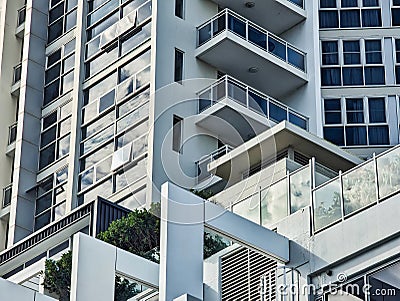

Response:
(175, 0), (184, 19)
(323, 97), (390, 146)
(174, 49), (184, 83)
(39, 102), (72, 170)
(172, 115), (183, 153)
(47, 0), (78, 44)
(319, 0), (382, 29)
(321, 38), (385, 87)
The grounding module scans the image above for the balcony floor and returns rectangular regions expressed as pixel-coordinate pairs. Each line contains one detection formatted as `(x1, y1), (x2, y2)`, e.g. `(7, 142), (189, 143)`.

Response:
(196, 98), (272, 146)
(209, 0), (306, 34)
(196, 32), (307, 99)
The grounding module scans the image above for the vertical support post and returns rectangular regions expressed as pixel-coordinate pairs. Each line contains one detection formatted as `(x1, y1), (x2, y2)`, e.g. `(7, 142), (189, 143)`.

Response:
(159, 182), (205, 301)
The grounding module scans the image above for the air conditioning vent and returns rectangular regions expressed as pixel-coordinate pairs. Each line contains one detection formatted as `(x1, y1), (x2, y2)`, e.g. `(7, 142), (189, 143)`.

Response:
(221, 247), (277, 301)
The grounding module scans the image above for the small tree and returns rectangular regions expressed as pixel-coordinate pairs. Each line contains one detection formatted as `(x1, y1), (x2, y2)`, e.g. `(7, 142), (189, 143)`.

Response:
(42, 251), (72, 301)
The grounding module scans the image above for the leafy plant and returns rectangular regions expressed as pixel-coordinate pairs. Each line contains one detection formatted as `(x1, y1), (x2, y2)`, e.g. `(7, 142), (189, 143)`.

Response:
(42, 251), (72, 301)
(42, 200), (228, 300)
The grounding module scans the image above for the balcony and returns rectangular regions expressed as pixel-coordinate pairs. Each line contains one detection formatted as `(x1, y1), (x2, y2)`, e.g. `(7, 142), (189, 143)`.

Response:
(196, 9), (307, 98)
(196, 76), (308, 145)
(15, 6), (26, 38)
(207, 121), (362, 185)
(195, 145), (233, 188)
(11, 63), (22, 96)
(6, 122), (17, 157)
(312, 145), (400, 233)
(207, 0), (306, 34)
(2, 184), (12, 209)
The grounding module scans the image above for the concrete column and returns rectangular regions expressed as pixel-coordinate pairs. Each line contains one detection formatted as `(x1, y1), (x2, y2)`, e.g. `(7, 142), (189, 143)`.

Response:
(70, 233), (116, 301)
(159, 182), (205, 301)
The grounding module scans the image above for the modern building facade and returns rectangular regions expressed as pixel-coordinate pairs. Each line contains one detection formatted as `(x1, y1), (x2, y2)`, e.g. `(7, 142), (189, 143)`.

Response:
(0, 0), (400, 300)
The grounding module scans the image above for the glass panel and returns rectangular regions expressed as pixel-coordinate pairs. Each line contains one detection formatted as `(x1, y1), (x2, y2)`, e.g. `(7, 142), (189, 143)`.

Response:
(290, 166), (311, 213)
(269, 102), (287, 123)
(261, 179), (288, 226)
(118, 89), (149, 116)
(62, 71), (74, 93)
(99, 89), (115, 113)
(313, 179), (342, 231)
(227, 80), (246, 106)
(83, 124), (114, 154)
(212, 14), (226, 36)
(288, 48), (305, 70)
(120, 22), (152, 57)
(65, 9), (77, 32)
(117, 103), (149, 133)
(377, 147), (400, 199)
(137, 1), (152, 23)
(96, 156), (112, 181)
(116, 78), (134, 102)
(342, 161), (377, 216)
(35, 211), (51, 231)
(199, 89), (211, 112)
(41, 126), (57, 148)
(115, 157), (147, 190)
(117, 120), (148, 148)
(63, 54), (75, 73)
(227, 15), (246, 38)
(232, 194), (260, 224)
(268, 36), (286, 61)
(80, 167), (94, 190)
(36, 192), (52, 215)
(59, 117), (72, 137)
(53, 202), (66, 221)
(40, 144), (56, 169)
(248, 25), (267, 49)
(136, 66), (150, 89)
(289, 113), (307, 129)
(58, 134), (70, 158)
(44, 80), (60, 105)
(198, 23), (211, 46)
(45, 64), (61, 85)
(54, 184), (67, 204)
(248, 91), (267, 116)
(47, 50), (62, 68)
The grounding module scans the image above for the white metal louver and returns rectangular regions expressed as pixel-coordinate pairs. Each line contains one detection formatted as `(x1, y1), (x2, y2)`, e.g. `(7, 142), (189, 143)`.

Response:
(220, 247), (278, 301)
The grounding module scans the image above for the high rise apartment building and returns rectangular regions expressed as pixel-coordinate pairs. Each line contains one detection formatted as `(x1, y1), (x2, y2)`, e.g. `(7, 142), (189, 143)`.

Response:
(0, 0), (400, 300)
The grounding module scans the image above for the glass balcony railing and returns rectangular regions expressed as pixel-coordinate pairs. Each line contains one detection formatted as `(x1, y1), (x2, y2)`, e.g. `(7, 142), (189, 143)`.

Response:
(312, 145), (400, 232)
(12, 63), (22, 84)
(227, 158), (339, 229)
(288, 0), (304, 9)
(17, 6), (26, 27)
(197, 9), (306, 72)
(198, 75), (309, 130)
(196, 145), (234, 184)
(8, 122), (17, 145)
(2, 184), (12, 208)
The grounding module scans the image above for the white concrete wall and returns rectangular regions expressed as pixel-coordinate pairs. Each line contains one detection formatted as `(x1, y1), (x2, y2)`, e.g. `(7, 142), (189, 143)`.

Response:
(0, 277), (55, 301)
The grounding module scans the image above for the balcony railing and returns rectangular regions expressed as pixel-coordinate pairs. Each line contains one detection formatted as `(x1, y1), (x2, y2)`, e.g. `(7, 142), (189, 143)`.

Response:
(17, 6), (26, 27)
(312, 145), (400, 232)
(288, 0), (304, 9)
(196, 145), (234, 184)
(12, 63), (22, 84)
(197, 9), (306, 72)
(230, 146), (400, 233)
(2, 184), (12, 209)
(198, 76), (309, 131)
(8, 122), (17, 145)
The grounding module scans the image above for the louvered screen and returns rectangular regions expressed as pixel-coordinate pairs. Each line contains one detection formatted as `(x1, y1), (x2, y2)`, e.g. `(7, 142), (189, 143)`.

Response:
(221, 247), (277, 301)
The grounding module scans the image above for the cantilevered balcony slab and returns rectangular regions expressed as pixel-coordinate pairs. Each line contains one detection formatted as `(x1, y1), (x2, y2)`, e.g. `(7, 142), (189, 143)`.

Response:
(196, 76), (308, 146)
(208, 121), (363, 182)
(196, 10), (308, 99)
(209, 0), (306, 34)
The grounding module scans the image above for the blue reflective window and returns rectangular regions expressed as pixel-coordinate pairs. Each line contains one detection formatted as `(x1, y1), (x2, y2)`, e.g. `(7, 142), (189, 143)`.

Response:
(368, 126), (389, 145)
(269, 102), (287, 123)
(346, 126), (367, 145)
(324, 127), (345, 146)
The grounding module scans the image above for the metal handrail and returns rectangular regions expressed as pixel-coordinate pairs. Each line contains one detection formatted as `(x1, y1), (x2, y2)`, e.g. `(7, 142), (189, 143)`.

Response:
(198, 75), (309, 130)
(17, 6), (26, 27)
(2, 184), (12, 208)
(0, 202), (93, 264)
(196, 144), (234, 166)
(197, 9), (306, 72)
(8, 122), (17, 145)
(12, 63), (22, 84)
